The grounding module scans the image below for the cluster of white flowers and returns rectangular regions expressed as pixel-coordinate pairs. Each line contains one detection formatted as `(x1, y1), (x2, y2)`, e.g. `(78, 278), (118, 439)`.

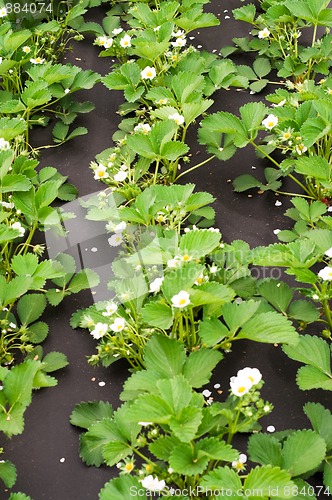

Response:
(230, 367), (262, 397)
(95, 36), (113, 49)
(171, 29), (186, 48)
(89, 315), (126, 340)
(108, 220), (127, 248)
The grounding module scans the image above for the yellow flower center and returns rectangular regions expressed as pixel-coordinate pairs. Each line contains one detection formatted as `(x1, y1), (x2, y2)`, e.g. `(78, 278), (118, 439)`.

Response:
(283, 132), (291, 139)
(238, 386), (246, 393)
(179, 298), (187, 305)
(125, 463), (134, 472)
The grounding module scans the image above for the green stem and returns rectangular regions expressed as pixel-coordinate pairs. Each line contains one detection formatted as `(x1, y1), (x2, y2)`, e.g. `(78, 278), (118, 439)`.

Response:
(153, 159), (160, 184)
(322, 299), (332, 331)
(174, 155), (216, 181)
(251, 141), (311, 195)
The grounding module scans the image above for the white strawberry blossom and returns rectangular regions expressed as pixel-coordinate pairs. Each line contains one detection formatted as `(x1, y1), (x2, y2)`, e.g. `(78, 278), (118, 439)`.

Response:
(93, 164), (109, 180)
(112, 28), (123, 35)
(102, 303), (118, 317)
(30, 57), (45, 64)
(140, 475), (166, 492)
(0, 138), (10, 150)
(237, 367), (262, 385)
(0, 7), (7, 17)
(171, 290), (190, 308)
(114, 221), (126, 233)
(134, 123), (151, 134)
(325, 247), (332, 258)
(11, 221), (25, 237)
(230, 367), (262, 397)
(90, 322), (108, 339)
(295, 143), (307, 155)
(172, 29), (185, 38)
(104, 38), (113, 49)
(120, 34), (132, 48)
(108, 234), (123, 247)
(114, 170), (128, 182)
(167, 257), (182, 268)
(232, 454), (247, 471)
(258, 27), (270, 39)
(262, 114), (278, 130)
(149, 277), (164, 293)
(318, 266), (332, 281)
(141, 66), (157, 80)
(230, 376), (252, 397)
(110, 317), (126, 332)
(171, 37), (186, 48)
(168, 112), (185, 125)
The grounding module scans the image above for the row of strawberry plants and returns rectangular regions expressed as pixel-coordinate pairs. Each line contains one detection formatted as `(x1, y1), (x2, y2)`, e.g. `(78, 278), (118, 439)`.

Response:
(66, 1), (332, 499)
(0, 1), (103, 496)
